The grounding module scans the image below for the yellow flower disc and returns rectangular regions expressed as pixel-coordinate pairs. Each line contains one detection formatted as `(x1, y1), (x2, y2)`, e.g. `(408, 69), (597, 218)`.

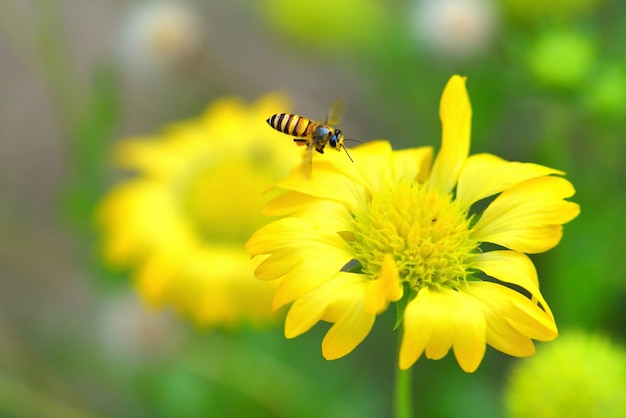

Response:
(350, 181), (475, 289)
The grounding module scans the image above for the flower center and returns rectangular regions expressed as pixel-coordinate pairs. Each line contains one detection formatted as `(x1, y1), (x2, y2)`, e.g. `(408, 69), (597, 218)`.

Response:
(348, 181), (477, 291)
(181, 158), (272, 243)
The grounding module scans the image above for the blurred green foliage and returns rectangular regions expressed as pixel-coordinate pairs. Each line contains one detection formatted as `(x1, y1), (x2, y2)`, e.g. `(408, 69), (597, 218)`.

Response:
(0, 0), (624, 417)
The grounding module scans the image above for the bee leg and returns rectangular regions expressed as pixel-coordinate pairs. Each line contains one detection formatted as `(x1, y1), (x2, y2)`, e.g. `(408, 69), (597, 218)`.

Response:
(293, 138), (308, 147)
(316, 148), (324, 154)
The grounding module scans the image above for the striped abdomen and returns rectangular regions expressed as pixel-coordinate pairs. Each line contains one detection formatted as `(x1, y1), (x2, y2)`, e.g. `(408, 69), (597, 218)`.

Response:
(267, 113), (313, 138)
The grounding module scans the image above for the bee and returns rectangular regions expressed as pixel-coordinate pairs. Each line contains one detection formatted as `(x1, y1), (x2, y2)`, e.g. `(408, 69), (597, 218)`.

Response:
(267, 98), (355, 177)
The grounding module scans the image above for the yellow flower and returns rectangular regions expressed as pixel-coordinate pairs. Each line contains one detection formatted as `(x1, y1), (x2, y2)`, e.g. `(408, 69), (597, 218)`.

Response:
(505, 331), (626, 418)
(97, 94), (300, 326)
(246, 76), (580, 372)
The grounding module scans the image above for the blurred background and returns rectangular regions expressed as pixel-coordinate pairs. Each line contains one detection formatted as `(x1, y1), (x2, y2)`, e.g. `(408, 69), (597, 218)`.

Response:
(0, 0), (625, 417)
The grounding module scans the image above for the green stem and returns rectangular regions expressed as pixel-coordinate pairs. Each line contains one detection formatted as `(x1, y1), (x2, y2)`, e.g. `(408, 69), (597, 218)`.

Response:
(394, 366), (413, 418)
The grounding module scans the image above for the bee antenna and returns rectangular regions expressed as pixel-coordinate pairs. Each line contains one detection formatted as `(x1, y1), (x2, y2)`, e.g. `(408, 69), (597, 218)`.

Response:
(342, 145), (354, 163)
(344, 138), (362, 144)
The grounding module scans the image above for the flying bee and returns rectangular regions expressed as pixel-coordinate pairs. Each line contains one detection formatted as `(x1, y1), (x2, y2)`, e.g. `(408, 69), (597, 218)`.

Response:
(266, 98), (357, 177)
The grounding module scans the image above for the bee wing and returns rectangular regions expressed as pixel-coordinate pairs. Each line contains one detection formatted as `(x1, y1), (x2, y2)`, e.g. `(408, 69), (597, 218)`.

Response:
(326, 96), (345, 126)
(301, 143), (313, 179)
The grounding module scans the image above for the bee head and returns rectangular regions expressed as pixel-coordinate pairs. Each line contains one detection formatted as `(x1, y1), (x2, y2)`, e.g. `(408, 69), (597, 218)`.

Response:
(329, 129), (344, 151)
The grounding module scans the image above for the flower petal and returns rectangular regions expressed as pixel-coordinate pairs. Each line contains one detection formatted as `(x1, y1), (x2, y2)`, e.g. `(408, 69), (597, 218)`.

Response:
(246, 217), (347, 256)
(321, 273), (376, 357)
(429, 75), (471, 195)
(451, 306), (486, 373)
(399, 287), (486, 372)
(457, 154), (565, 209)
(285, 272), (375, 360)
(263, 194), (353, 234)
(262, 191), (318, 216)
(272, 245), (353, 309)
(390, 146), (434, 184)
(464, 281), (557, 354)
(364, 254), (403, 314)
(322, 307), (375, 360)
(284, 272), (360, 338)
(471, 176), (580, 253)
(465, 284), (537, 356)
(399, 289), (433, 369)
(318, 140), (394, 193)
(471, 250), (554, 320)
(253, 249), (299, 281)
(485, 315), (536, 357)
(293, 200), (354, 232)
(272, 168), (366, 211)
(271, 141), (394, 209)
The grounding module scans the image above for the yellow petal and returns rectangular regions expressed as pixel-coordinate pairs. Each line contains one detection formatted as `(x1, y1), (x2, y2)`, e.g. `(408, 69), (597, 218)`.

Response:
(364, 254), (403, 314)
(487, 324), (536, 357)
(424, 296), (455, 361)
(317, 140), (394, 191)
(270, 141), (393, 214)
(319, 273), (368, 322)
(246, 217), (348, 256)
(275, 173), (364, 209)
(471, 176), (580, 253)
(272, 245), (353, 309)
(475, 294), (537, 357)
(284, 272), (375, 360)
(284, 297), (325, 338)
(408, 288), (486, 373)
(262, 191), (317, 216)
(321, 275), (376, 360)
(470, 250), (553, 320)
(472, 250), (539, 286)
(378, 254), (404, 302)
(284, 274), (352, 338)
(464, 281), (557, 343)
(253, 249), (299, 281)
(451, 305), (486, 373)
(399, 288), (435, 369)
(429, 75), (472, 195)
(288, 199), (354, 232)
(322, 305), (375, 360)
(456, 154), (564, 209)
(390, 146), (434, 184)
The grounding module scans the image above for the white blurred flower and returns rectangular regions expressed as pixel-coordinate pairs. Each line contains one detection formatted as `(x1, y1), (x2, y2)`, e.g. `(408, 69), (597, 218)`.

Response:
(96, 291), (182, 364)
(412, 0), (498, 60)
(118, 1), (206, 78)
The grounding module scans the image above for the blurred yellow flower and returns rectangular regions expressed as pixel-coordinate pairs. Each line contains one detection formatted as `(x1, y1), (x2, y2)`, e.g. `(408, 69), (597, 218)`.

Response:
(246, 76), (580, 372)
(97, 94), (300, 326)
(505, 330), (626, 418)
